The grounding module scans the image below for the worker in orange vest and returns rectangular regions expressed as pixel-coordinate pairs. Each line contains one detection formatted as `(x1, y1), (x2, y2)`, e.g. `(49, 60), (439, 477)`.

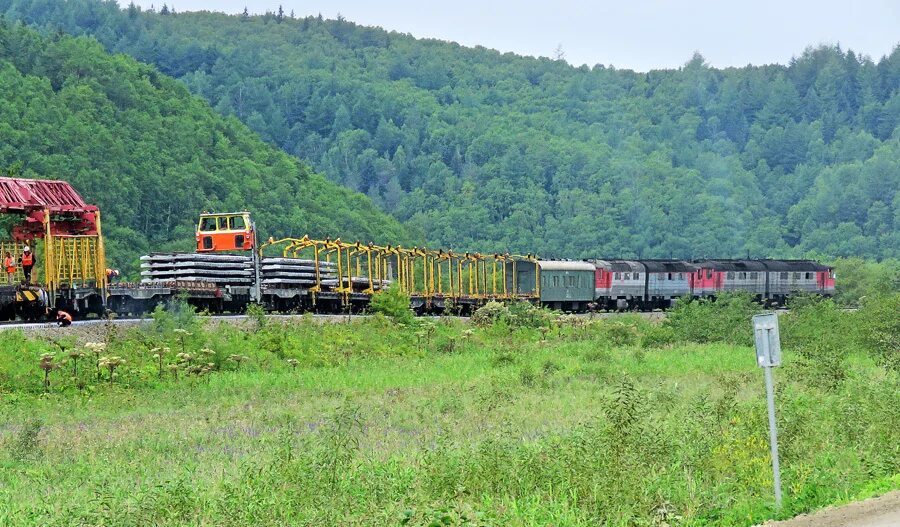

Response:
(3, 252), (14, 285)
(19, 246), (33, 285)
(56, 309), (73, 327)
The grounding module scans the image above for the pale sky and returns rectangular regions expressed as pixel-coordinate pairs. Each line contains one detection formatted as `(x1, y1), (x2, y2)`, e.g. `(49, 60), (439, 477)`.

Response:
(123, 0), (900, 71)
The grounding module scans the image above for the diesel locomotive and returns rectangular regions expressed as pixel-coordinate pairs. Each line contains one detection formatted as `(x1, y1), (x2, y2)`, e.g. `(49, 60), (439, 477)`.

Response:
(534, 258), (835, 313)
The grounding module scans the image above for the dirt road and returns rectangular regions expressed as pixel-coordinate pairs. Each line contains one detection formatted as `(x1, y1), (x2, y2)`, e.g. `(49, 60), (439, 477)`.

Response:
(761, 491), (900, 527)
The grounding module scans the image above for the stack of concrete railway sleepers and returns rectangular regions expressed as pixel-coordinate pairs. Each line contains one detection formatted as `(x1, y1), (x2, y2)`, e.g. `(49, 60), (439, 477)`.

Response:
(141, 253), (342, 289)
(259, 257), (337, 288)
(140, 253), (253, 286)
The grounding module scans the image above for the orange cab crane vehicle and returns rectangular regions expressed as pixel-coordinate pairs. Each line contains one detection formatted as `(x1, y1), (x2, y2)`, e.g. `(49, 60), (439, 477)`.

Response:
(195, 211), (262, 302)
(196, 212), (255, 253)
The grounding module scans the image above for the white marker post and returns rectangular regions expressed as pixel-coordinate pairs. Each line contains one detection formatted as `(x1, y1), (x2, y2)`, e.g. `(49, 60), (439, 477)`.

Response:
(752, 312), (783, 509)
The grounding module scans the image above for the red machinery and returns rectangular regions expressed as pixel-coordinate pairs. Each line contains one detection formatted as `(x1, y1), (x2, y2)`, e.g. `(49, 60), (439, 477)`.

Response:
(0, 177), (106, 313)
(0, 177), (100, 239)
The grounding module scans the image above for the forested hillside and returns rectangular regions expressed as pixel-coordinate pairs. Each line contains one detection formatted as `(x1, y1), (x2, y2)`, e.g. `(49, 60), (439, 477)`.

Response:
(0, 19), (408, 269)
(2, 1), (899, 259)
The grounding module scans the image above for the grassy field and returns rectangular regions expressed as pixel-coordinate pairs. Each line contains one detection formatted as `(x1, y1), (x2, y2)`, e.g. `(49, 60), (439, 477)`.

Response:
(0, 296), (897, 526)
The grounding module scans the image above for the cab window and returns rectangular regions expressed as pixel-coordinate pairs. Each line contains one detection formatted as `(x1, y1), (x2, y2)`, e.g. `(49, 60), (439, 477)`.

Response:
(200, 217), (217, 231)
(229, 216), (246, 230)
(216, 217), (229, 230)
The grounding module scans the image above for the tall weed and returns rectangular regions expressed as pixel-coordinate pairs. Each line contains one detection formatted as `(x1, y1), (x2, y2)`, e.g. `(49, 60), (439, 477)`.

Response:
(856, 293), (900, 371)
(665, 293), (763, 345)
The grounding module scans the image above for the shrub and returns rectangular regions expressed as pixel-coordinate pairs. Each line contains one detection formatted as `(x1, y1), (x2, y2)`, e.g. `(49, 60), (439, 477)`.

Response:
(506, 301), (555, 329)
(368, 284), (413, 324)
(472, 301), (554, 329)
(794, 340), (848, 390)
(605, 321), (639, 347)
(780, 296), (855, 351)
(471, 301), (509, 327)
(857, 293), (900, 371)
(829, 257), (900, 306)
(640, 323), (677, 348)
(151, 297), (199, 336)
(664, 292), (763, 345)
(780, 296), (853, 389)
(246, 302), (268, 332)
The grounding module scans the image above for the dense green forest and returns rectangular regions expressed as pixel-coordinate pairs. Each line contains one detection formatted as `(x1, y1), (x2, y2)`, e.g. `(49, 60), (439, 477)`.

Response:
(0, 19), (408, 270)
(1, 1), (899, 259)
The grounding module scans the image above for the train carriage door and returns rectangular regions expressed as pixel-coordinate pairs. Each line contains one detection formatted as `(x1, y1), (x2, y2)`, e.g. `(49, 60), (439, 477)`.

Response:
(229, 214), (248, 249)
(198, 215), (217, 251)
(643, 265), (649, 302)
(816, 270), (829, 291)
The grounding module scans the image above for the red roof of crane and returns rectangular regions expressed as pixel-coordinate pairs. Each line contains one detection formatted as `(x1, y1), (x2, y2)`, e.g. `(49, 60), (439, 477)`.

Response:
(0, 177), (100, 240)
(0, 177), (96, 213)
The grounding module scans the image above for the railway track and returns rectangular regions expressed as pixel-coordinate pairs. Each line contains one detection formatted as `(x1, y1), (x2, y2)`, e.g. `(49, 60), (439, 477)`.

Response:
(0, 313), (366, 332)
(0, 310), (678, 333)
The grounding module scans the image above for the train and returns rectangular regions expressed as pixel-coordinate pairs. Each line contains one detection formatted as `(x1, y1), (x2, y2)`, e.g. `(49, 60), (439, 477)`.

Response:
(531, 258), (835, 313)
(105, 212), (835, 315)
(0, 177), (835, 320)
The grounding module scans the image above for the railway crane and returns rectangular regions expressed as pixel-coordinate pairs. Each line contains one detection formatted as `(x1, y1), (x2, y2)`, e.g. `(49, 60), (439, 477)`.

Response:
(0, 176), (106, 319)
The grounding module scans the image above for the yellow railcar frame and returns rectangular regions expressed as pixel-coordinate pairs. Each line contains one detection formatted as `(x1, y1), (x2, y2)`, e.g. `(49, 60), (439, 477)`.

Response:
(258, 235), (538, 309)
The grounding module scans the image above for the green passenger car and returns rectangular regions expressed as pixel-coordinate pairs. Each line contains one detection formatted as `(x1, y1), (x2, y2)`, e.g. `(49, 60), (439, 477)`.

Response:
(517, 260), (595, 312)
